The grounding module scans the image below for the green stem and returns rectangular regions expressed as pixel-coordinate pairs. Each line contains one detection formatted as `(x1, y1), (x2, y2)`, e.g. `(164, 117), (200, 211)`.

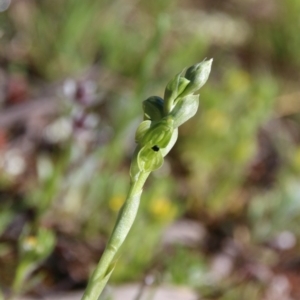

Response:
(12, 260), (32, 293)
(81, 171), (150, 300)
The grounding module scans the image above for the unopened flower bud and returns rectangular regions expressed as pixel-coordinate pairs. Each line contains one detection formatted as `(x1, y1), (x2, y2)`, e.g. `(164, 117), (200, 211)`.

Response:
(164, 73), (190, 114)
(137, 145), (164, 172)
(141, 117), (174, 149)
(170, 95), (199, 128)
(143, 96), (164, 121)
(180, 58), (213, 97)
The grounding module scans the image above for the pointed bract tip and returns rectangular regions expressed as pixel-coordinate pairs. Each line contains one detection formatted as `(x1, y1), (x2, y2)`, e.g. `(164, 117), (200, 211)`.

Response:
(183, 58), (213, 93)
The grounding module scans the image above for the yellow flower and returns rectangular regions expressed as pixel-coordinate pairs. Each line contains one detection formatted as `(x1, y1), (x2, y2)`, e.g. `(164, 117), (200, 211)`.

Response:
(204, 109), (230, 134)
(149, 197), (177, 221)
(227, 70), (250, 92)
(23, 236), (37, 251)
(109, 195), (125, 212)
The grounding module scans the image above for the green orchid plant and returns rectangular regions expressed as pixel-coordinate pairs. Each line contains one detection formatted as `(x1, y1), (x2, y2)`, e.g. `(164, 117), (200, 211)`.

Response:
(81, 58), (213, 300)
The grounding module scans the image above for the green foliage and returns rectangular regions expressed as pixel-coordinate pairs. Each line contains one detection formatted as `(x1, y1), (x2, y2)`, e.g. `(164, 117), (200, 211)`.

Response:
(1, 0), (300, 299)
(12, 228), (56, 294)
(163, 246), (208, 288)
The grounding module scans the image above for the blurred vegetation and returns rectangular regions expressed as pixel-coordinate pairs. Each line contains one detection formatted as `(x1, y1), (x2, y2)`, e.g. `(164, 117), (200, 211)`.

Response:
(1, 0), (300, 299)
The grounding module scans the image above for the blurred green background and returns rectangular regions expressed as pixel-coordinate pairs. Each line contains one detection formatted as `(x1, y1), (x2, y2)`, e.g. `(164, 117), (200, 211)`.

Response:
(1, 0), (300, 299)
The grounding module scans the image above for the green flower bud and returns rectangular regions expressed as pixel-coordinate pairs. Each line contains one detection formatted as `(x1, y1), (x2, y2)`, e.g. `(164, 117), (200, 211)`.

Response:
(160, 128), (178, 157)
(137, 145), (164, 172)
(170, 95), (199, 128)
(180, 58), (213, 97)
(133, 117), (176, 173)
(143, 96), (164, 121)
(141, 117), (174, 149)
(131, 58), (212, 176)
(164, 73), (190, 114)
(135, 120), (151, 144)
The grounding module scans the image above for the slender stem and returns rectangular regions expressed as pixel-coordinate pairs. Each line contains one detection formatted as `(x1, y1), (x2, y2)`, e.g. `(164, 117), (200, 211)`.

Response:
(81, 171), (150, 300)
